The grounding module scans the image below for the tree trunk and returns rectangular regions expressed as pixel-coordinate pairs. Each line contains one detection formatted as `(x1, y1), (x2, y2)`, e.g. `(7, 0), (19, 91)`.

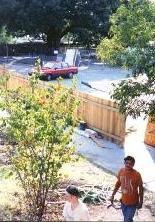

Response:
(46, 29), (62, 48)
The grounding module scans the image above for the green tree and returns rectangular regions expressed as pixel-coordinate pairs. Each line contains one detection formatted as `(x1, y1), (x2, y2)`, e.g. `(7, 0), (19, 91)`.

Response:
(0, 26), (12, 43)
(0, 63), (79, 221)
(97, 0), (155, 118)
(0, 0), (120, 47)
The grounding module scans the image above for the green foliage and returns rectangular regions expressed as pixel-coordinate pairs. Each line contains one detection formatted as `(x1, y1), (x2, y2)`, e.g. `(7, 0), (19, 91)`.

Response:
(110, 0), (155, 47)
(0, 64), (79, 221)
(29, 58), (42, 92)
(97, 0), (155, 118)
(96, 36), (124, 65)
(0, 0), (120, 47)
(97, 0), (155, 64)
(0, 26), (13, 44)
(0, 67), (10, 92)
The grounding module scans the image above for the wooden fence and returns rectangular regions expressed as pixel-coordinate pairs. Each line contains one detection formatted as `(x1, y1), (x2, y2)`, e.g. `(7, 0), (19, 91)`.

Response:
(0, 69), (126, 146)
(0, 43), (95, 56)
(144, 117), (155, 148)
(0, 42), (60, 56)
(77, 92), (126, 145)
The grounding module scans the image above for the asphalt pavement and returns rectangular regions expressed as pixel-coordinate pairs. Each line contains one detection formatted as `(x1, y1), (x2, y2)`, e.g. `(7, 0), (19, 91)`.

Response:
(0, 55), (129, 98)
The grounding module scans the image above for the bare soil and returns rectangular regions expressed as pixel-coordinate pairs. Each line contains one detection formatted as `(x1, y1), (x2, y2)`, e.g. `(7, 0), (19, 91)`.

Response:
(0, 128), (155, 221)
(45, 159), (155, 221)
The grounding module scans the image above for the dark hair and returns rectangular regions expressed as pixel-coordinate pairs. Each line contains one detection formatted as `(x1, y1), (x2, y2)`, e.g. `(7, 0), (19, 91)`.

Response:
(66, 185), (80, 197)
(124, 156), (135, 164)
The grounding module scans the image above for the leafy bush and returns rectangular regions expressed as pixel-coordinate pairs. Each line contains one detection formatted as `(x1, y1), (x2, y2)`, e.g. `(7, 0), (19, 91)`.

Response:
(0, 61), (79, 221)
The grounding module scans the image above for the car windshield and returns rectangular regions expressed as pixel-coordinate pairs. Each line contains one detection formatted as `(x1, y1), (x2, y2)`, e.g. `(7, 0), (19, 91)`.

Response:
(62, 62), (69, 68)
(43, 62), (55, 68)
(43, 62), (62, 69)
(53, 63), (62, 69)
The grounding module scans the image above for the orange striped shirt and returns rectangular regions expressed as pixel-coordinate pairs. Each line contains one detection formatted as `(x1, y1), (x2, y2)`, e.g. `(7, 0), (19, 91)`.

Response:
(118, 168), (143, 205)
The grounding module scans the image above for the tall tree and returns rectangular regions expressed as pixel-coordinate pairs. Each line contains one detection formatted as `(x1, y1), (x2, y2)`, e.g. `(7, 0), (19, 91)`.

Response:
(97, 0), (155, 118)
(0, 0), (120, 47)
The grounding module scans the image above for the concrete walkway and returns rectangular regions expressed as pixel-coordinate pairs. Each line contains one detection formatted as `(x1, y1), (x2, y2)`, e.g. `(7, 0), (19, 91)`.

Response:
(73, 116), (155, 192)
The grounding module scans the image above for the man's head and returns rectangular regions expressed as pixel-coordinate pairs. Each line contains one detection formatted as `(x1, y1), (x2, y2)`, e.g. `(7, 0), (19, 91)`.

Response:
(65, 185), (80, 202)
(124, 156), (135, 170)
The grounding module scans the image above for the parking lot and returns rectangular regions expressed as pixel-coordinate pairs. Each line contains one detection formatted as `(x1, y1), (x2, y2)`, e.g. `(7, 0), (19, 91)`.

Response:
(0, 55), (129, 98)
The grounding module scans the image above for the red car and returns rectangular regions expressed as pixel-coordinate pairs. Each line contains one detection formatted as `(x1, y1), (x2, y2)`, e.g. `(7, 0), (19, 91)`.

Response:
(38, 62), (78, 80)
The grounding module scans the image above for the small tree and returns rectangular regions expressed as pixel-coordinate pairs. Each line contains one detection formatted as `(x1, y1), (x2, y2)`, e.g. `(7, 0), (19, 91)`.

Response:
(0, 26), (12, 43)
(97, 0), (155, 118)
(0, 63), (79, 221)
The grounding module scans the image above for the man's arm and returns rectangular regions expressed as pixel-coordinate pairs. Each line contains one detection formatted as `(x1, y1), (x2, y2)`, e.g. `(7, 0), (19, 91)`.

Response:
(110, 180), (121, 204)
(137, 184), (144, 209)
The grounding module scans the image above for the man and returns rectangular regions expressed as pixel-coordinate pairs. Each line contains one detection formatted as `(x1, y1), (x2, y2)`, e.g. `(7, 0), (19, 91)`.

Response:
(63, 185), (90, 221)
(110, 156), (143, 222)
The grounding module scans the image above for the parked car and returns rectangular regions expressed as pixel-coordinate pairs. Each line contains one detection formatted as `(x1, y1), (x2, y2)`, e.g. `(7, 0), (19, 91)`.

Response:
(29, 62), (78, 81)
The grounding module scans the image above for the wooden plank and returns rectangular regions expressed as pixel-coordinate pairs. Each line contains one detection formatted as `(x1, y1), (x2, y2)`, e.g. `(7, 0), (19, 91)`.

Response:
(81, 98), (119, 112)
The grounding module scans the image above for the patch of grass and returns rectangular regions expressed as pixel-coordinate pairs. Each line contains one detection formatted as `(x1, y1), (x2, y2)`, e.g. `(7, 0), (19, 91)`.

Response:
(0, 166), (24, 220)
(60, 156), (116, 186)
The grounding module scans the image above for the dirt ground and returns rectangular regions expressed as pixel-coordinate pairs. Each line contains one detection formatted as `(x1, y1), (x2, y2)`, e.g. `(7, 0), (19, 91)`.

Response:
(0, 130), (155, 221)
(45, 159), (155, 221)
